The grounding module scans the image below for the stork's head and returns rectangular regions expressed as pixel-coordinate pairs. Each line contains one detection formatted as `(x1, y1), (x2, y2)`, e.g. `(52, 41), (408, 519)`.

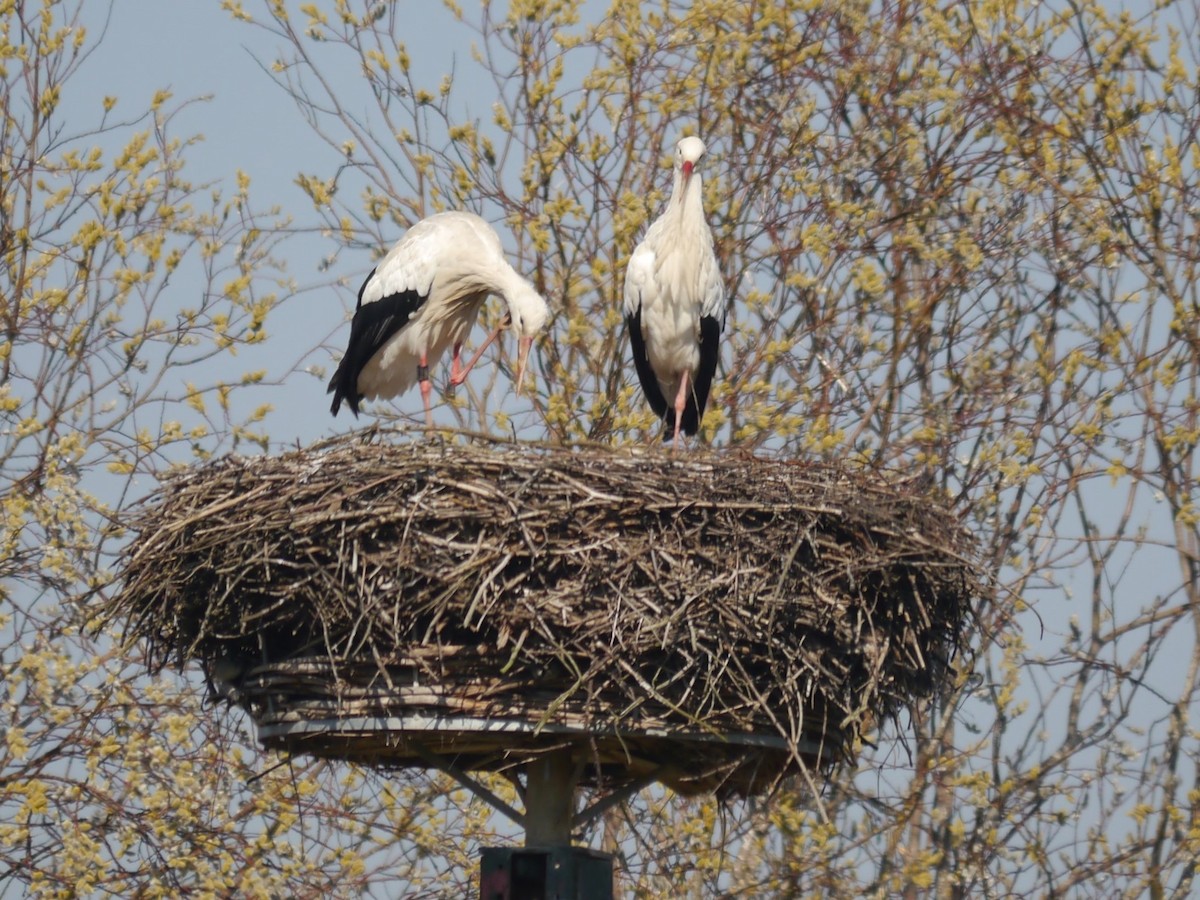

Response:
(505, 280), (550, 395)
(675, 136), (707, 180)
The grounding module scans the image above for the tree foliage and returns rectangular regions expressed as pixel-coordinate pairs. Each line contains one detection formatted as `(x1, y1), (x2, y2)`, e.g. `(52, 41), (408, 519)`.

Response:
(0, 1), (417, 895)
(4, 0), (1199, 895)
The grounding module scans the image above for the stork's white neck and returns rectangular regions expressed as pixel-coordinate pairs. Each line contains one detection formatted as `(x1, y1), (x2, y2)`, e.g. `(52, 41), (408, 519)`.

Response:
(489, 260), (531, 300)
(666, 168), (711, 244)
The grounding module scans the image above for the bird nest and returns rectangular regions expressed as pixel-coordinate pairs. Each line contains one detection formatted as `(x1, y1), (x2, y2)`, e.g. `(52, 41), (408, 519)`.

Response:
(106, 431), (988, 797)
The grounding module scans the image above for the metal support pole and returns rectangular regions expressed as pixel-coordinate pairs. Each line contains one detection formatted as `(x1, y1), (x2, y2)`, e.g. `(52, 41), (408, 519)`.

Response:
(523, 748), (577, 847)
(480, 749), (613, 899)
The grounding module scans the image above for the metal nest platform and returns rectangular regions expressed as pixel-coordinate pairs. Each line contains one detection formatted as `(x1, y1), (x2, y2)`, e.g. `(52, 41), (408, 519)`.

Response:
(107, 431), (988, 798)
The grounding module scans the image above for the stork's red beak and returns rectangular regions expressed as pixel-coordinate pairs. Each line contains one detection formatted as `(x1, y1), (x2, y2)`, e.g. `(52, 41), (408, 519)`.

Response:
(682, 161), (694, 178)
(515, 335), (534, 396)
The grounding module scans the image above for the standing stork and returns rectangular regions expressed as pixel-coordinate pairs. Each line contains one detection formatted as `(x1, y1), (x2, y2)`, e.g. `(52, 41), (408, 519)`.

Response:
(623, 136), (725, 449)
(328, 211), (550, 423)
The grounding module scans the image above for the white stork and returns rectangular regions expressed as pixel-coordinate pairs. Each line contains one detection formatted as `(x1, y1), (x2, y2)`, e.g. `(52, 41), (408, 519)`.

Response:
(623, 136), (725, 448)
(328, 211), (550, 423)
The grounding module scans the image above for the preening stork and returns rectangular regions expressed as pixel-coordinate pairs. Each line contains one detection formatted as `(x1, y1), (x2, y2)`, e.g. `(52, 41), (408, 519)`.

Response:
(623, 136), (725, 448)
(328, 211), (550, 423)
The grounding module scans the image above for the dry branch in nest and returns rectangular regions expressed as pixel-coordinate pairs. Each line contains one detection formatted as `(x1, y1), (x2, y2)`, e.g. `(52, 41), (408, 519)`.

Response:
(106, 431), (988, 797)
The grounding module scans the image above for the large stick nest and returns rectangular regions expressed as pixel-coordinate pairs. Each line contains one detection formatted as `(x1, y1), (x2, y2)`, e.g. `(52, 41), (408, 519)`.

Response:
(107, 432), (988, 797)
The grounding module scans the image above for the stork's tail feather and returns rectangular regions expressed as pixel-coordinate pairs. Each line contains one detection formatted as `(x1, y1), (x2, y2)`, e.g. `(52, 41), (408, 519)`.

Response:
(327, 363), (362, 418)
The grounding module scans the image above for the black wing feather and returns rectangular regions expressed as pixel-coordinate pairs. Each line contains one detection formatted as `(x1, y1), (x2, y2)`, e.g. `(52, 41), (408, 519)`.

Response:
(327, 268), (427, 417)
(626, 304), (669, 421)
(676, 313), (722, 438)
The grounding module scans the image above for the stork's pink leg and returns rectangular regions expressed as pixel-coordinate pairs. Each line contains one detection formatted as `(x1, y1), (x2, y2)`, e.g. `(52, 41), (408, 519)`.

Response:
(672, 369), (689, 451)
(418, 352), (433, 427)
(449, 321), (508, 387)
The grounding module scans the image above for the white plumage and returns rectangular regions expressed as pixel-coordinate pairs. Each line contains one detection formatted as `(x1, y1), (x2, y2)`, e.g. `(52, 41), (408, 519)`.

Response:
(328, 211), (550, 422)
(623, 136), (725, 447)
